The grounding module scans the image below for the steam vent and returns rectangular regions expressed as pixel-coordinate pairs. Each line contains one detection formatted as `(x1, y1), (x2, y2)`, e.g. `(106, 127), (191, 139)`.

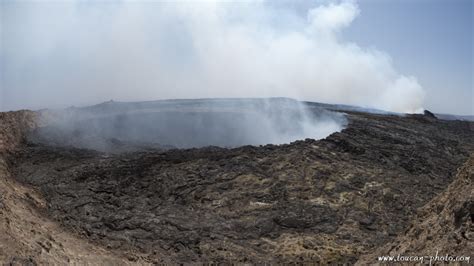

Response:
(0, 99), (473, 264)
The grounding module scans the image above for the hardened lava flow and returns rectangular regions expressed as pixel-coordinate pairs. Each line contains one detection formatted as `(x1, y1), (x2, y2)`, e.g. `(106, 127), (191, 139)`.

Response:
(1, 99), (473, 264)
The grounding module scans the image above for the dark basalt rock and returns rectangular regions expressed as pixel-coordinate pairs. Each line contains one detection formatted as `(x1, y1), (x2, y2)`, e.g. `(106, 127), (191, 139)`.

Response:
(357, 155), (474, 265)
(10, 107), (474, 264)
(423, 109), (437, 118)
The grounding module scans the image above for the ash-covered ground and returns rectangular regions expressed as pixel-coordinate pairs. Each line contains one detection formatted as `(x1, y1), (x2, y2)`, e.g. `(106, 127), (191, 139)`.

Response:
(2, 99), (474, 264)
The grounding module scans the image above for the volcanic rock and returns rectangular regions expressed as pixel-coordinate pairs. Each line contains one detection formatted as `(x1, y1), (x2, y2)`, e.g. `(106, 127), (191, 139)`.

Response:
(1, 101), (473, 263)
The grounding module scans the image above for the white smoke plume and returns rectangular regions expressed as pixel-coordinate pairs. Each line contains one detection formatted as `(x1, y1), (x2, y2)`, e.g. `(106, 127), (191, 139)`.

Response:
(1, 0), (424, 113)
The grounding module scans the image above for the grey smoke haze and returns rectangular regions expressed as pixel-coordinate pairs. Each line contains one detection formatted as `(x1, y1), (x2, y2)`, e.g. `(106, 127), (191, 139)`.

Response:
(1, 0), (425, 113)
(30, 98), (347, 150)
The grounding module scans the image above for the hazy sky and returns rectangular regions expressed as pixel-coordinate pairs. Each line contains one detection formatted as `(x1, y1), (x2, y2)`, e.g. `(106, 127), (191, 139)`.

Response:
(346, 0), (472, 115)
(1, 0), (472, 115)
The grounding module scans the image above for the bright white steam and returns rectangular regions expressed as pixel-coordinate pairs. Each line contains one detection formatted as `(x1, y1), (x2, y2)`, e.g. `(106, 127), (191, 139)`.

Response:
(1, 0), (424, 113)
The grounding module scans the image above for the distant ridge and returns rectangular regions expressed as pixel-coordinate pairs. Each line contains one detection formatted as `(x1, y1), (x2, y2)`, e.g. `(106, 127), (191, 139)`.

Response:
(435, 113), (474, 122)
(63, 98), (471, 121)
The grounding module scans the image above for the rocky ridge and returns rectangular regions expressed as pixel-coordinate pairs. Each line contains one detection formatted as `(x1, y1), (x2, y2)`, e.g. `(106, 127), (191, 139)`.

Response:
(357, 154), (473, 264)
(0, 111), (142, 264)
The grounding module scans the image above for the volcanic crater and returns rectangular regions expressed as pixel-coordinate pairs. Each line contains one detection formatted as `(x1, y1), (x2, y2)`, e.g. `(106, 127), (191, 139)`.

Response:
(1, 98), (473, 264)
